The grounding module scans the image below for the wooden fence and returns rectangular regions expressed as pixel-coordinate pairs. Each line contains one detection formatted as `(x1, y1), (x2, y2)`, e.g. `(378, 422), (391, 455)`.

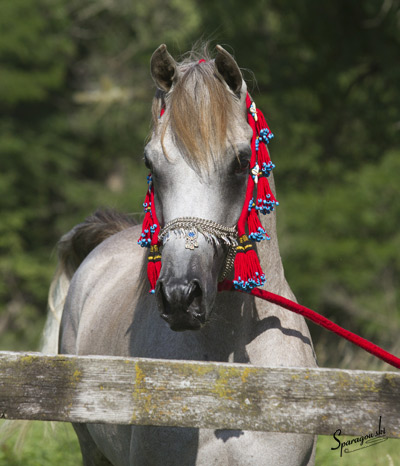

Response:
(1, 351), (399, 438)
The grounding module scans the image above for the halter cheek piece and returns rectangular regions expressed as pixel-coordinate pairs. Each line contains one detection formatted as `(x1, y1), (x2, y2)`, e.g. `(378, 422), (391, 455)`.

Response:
(138, 65), (276, 293)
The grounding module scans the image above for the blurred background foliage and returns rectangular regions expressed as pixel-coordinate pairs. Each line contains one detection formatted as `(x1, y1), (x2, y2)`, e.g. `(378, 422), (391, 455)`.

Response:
(0, 0), (399, 370)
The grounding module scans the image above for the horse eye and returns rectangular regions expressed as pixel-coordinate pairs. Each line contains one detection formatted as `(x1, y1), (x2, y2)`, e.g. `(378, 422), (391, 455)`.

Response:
(235, 153), (251, 173)
(143, 154), (152, 170)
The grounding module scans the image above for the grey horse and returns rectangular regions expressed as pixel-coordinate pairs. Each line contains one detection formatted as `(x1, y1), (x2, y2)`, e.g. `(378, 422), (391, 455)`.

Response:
(45, 44), (317, 465)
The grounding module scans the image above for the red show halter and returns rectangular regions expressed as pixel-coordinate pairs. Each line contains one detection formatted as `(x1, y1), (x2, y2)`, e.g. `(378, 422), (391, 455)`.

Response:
(138, 83), (275, 293)
(232, 94), (276, 291)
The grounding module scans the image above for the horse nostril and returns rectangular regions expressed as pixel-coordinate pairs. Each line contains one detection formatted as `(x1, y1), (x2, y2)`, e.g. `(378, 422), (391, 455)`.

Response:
(185, 280), (202, 311)
(157, 281), (172, 316)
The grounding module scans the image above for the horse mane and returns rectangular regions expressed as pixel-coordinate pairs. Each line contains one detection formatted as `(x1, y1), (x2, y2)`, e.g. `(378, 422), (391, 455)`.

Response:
(151, 44), (239, 171)
(57, 209), (137, 279)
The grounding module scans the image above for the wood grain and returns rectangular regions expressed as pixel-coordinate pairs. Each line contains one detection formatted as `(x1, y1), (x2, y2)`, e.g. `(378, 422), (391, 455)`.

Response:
(1, 351), (399, 438)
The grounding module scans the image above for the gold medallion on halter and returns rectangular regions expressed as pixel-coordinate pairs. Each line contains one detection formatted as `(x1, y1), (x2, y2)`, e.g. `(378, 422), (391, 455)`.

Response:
(185, 229), (199, 249)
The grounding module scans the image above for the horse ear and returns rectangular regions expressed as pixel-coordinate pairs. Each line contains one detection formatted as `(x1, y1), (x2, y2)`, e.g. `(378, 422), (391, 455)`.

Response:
(215, 45), (243, 95)
(151, 44), (178, 92)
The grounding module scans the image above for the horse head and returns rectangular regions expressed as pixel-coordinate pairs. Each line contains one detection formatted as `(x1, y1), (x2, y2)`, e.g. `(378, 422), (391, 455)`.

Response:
(144, 44), (253, 331)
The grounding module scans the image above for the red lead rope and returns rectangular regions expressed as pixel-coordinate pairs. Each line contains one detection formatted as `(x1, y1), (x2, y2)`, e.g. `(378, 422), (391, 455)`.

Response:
(218, 279), (400, 370)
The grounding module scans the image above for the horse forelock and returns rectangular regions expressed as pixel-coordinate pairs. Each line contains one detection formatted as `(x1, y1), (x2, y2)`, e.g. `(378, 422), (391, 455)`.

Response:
(151, 53), (241, 171)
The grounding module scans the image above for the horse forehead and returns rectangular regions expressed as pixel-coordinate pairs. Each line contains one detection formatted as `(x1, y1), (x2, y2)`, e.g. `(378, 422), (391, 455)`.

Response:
(151, 81), (250, 169)
(153, 138), (235, 186)
(153, 113), (252, 163)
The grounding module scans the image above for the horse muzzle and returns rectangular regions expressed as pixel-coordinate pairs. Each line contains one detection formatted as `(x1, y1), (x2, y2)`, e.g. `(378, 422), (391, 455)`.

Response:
(154, 225), (228, 331)
(156, 277), (208, 331)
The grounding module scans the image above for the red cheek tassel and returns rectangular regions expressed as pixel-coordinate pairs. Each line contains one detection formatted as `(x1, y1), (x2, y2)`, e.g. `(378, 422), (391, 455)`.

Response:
(233, 233), (266, 291)
(247, 200), (270, 242)
(147, 244), (161, 294)
(147, 184), (161, 294)
(234, 169), (264, 290)
(255, 175), (279, 215)
(232, 93), (276, 291)
(137, 175), (157, 248)
(138, 174), (162, 293)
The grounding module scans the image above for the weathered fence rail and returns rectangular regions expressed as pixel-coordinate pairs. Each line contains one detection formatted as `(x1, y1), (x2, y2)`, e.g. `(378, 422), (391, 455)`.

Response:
(1, 351), (399, 438)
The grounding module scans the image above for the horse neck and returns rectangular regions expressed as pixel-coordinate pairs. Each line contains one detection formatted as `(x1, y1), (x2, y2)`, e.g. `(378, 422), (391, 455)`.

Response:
(195, 175), (289, 360)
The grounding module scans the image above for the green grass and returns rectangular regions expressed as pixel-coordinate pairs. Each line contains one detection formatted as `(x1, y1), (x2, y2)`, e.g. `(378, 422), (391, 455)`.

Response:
(0, 421), (81, 466)
(1, 421), (399, 465)
(316, 435), (400, 465)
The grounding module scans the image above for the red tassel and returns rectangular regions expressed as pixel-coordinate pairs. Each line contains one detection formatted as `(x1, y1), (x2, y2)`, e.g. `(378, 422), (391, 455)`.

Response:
(257, 140), (270, 163)
(255, 109), (267, 134)
(254, 107), (274, 145)
(138, 193), (153, 246)
(138, 180), (158, 247)
(256, 176), (278, 215)
(137, 174), (163, 292)
(247, 203), (270, 242)
(138, 210), (154, 248)
(147, 184), (162, 292)
(233, 235), (266, 291)
(147, 245), (162, 294)
(257, 142), (275, 177)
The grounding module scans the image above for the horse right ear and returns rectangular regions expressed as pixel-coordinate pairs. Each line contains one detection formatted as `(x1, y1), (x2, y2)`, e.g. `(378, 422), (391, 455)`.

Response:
(215, 45), (243, 96)
(151, 44), (178, 92)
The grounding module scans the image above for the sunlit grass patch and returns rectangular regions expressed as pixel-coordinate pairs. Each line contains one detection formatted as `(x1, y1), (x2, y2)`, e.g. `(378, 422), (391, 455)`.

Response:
(316, 434), (400, 465)
(0, 420), (81, 466)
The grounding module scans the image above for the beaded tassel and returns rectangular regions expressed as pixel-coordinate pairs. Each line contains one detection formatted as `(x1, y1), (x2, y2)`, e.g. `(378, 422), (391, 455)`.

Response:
(232, 94), (276, 292)
(233, 235), (266, 291)
(256, 136), (274, 177)
(147, 244), (162, 294)
(137, 175), (157, 247)
(247, 200), (270, 242)
(138, 174), (162, 293)
(256, 175), (279, 215)
(252, 102), (277, 215)
(148, 181), (161, 293)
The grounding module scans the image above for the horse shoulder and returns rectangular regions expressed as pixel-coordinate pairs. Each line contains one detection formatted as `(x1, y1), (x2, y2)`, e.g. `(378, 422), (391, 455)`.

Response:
(59, 225), (147, 356)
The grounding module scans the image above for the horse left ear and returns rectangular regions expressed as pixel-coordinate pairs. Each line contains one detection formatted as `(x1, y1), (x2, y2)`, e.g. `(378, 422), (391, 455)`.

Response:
(215, 45), (243, 95)
(151, 44), (178, 92)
